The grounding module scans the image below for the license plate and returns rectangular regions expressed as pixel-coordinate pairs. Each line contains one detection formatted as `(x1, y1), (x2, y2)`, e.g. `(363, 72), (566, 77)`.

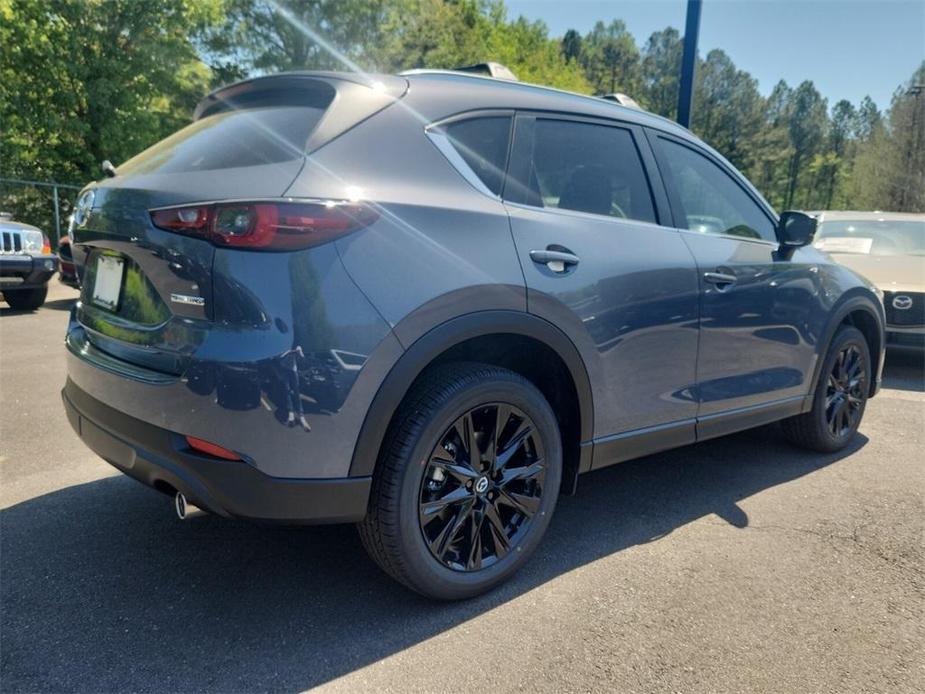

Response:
(91, 255), (124, 310)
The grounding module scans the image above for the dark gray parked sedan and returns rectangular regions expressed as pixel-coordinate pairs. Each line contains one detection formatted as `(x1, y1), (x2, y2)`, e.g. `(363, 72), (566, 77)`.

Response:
(63, 70), (885, 599)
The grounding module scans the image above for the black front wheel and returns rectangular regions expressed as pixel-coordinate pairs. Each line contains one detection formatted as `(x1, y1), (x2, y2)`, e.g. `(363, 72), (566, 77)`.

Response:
(3, 285), (47, 311)
(359, 363), (561, 600)
(781, 325), (871, 452)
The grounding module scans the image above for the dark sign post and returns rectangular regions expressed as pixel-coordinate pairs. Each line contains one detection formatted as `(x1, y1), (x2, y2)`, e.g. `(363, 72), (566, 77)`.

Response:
(677, 0), (702, 128)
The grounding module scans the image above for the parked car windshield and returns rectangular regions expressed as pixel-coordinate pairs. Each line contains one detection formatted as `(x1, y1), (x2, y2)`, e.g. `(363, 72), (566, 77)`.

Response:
(814, 220), (925, 256)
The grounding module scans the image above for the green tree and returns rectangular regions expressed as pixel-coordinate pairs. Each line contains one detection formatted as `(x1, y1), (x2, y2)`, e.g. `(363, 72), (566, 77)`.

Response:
(561, 28), (582, 63)
(855, 95), (883, 142)
(784, 81), (828, 208)
(884, 62), (925, 210)
(747, 80), (793, 209)
(199, 0), (387, 80)
(580, 19), (641, 95)
(0, 0), (220, 232)
(691, 49), (764, 177)
(822, 99), (857, 207)
(639, 27), (682, 118)
(372, 0), (589, 92)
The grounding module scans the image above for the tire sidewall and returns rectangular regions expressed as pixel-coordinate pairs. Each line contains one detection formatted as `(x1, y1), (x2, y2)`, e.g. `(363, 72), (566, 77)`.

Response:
(4, 285), (47, 311)
(394, 375), (562, 599)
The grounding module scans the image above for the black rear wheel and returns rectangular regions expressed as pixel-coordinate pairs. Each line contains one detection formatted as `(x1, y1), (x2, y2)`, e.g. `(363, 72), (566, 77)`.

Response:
(359, 363), (561, 600)
(419, 402), (546, 572)
(781, 325), (871, 452)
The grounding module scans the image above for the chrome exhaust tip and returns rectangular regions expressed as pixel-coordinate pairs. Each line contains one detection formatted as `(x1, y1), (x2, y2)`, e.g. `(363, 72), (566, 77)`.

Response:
(175, 492), (205, 520)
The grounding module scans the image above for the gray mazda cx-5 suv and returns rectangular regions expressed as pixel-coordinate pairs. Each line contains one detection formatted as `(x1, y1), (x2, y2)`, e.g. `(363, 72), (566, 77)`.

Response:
(63, 70), (885, 599)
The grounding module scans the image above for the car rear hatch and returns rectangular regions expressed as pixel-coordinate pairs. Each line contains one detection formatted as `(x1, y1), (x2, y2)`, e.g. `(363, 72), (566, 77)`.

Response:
(69, 73), (406, 375)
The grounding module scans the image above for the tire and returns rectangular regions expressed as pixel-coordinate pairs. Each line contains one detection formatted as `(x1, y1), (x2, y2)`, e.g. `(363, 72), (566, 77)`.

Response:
(3, 285), (47, 311)
(781, 325), (871, 452)
(358, 362), (562, 600)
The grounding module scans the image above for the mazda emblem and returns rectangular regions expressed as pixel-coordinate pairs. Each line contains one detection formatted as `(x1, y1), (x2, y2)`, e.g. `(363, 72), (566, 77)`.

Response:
(892, 295), (913, 310)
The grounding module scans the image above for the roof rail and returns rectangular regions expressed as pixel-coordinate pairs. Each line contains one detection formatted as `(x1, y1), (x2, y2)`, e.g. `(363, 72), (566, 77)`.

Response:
(399, 68), (688, 133)
(451, 62), (518, 81)
(597, 93), (642, 109)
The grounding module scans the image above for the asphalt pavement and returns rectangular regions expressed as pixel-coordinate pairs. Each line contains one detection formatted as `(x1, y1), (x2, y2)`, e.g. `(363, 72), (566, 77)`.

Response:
(1, 281), (923, 693)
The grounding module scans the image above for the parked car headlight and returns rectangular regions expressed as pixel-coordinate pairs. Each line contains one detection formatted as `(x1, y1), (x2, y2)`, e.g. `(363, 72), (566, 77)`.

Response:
(20, 229), (44, 253)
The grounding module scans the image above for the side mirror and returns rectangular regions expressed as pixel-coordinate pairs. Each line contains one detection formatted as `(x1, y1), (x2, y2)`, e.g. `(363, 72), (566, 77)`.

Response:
(777, 211), (817, 248)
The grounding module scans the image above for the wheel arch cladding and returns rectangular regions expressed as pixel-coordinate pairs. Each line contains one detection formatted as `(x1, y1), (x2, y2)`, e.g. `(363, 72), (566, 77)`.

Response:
(814, 291), (884, 399)
(348, 311), (594, 491)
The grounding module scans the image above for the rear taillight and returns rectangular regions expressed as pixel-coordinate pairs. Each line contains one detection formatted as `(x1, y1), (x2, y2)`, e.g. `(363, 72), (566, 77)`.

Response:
(41, 234), (52, 255)
(150, 200), (378, 251)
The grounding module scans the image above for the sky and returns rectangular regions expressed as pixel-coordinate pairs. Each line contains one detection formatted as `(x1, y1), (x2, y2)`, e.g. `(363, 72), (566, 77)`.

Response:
(505, 0), (925, 111)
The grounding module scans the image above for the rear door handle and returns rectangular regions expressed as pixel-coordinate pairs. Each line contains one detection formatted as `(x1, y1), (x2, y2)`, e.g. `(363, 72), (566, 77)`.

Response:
(530, 249), (580, 273)
(703, 271), (737, 288)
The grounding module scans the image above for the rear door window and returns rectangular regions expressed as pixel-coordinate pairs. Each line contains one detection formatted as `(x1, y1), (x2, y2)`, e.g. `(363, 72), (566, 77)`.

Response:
(506, 118), (657, 224)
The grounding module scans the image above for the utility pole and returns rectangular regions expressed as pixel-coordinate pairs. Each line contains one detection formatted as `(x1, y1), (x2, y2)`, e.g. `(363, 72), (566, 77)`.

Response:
(677, 0), (702, 128)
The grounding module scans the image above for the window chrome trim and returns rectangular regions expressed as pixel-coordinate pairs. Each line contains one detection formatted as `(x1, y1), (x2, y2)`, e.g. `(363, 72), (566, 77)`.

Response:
(503, 200), (671, 231)
(675, 226), (779, 248)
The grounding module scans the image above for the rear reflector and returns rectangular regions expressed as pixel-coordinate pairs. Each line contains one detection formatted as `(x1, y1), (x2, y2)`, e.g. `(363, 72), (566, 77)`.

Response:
(151, 200), (378, 251)
(185, 436), (241, 461)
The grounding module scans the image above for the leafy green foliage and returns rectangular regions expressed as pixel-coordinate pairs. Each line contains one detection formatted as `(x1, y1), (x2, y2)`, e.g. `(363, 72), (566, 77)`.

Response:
(2, 0), (923, 241)
(0, 0), (220, 233)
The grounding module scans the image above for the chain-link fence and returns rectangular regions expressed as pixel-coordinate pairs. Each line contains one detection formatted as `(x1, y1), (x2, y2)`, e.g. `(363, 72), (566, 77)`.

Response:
(0, 178), (83, 246)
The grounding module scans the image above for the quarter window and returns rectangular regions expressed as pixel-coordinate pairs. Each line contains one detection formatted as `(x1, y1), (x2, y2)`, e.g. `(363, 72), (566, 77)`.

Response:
(510, 119), (657, 224)
(440, 116), (512, 196)
(658, 138), (776, 242)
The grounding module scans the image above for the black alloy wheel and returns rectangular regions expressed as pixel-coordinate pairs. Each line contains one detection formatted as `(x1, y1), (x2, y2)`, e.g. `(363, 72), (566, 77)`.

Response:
(359, 362), (562, 599)
(419, 403), (545, 571)
(781, 325), (871, 453)
(825, 344), (866, 438)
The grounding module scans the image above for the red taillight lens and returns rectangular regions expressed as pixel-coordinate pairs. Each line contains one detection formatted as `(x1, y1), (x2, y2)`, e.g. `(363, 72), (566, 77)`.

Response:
(185, 435), (241, 461)
(41, 234), (52, 255)
(151, 206), (211, 232)
(150, 200), (377, 251)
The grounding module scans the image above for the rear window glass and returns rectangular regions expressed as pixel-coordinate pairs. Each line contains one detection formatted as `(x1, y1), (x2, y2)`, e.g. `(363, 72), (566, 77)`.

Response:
(441, 116), (512, 196)
(117, 105), (329, 175)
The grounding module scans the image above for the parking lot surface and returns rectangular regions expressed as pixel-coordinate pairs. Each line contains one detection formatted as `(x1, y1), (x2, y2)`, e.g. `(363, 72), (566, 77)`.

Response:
(2, 281), (923, 693)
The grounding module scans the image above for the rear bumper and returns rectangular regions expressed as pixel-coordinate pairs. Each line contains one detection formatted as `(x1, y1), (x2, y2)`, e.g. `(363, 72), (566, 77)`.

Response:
(0, 254), (57, 288)
(62, 378), (371, 523)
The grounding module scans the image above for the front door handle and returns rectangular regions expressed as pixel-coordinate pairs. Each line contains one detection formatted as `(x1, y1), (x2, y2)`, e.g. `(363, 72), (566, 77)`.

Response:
(530, 249), (580, 273)
(703, 271), (737, 288)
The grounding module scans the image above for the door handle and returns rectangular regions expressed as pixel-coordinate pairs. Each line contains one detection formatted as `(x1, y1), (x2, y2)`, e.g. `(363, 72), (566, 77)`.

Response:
(703, 271), (737, 288)
(529, 249), (580, 273)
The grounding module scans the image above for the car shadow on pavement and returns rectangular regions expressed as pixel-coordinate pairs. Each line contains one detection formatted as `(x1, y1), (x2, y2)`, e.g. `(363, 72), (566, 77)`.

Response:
(0, 297), (75, 316)
(40, 297), (79, 312)
(0, 425), (866, 692)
